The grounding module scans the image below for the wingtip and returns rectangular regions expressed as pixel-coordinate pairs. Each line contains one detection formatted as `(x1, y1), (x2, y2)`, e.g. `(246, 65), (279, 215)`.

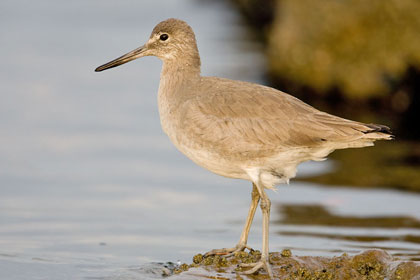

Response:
(365, 123), (393, 135)
(361, 123), (395, 141)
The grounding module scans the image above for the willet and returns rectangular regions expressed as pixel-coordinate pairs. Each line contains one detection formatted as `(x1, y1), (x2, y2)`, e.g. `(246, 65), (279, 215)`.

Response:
(95, 18), (393, 278)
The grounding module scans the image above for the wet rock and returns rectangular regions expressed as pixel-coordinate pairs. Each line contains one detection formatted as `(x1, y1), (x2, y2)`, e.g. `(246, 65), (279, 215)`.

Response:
(391, 261), (420, 280)
(173, 249), (420, 279)
(136, 262), (177, 277)
(173, 263), (189, 274)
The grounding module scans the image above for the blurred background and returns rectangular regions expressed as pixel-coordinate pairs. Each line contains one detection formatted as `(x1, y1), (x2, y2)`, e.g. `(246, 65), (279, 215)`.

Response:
(234, 0), (420, 192)
(0, 0), (419, 279)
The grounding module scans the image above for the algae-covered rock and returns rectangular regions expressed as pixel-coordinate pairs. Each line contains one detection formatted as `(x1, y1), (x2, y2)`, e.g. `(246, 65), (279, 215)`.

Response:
(173, 249), (420, 279)
(280, 249), (292, 258)
(392, 261), (420, 280)
(267, 0), (420, 98)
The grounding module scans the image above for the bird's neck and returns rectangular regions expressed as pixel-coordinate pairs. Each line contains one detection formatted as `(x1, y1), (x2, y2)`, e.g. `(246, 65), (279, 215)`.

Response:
(159, 58), (201, 97)
(161, 55), (201, 78)
(158, 59), (201, 134)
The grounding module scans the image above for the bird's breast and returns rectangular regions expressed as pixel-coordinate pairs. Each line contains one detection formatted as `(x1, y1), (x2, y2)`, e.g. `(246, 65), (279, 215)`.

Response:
(157, 86), (248, 180)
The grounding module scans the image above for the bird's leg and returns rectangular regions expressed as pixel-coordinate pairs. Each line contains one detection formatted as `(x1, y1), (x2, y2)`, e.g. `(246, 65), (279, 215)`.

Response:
(204, 184), (260, 257)
(241, 183), (274, 279)
(237, 184), (260, 250)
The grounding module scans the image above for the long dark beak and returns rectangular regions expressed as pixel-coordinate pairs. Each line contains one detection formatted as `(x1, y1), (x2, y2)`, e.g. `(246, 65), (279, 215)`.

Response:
(95, 45), (146, 72)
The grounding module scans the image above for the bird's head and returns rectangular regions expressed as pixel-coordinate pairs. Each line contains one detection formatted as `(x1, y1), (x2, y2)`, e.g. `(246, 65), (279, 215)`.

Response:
(95, 18), (200, 72)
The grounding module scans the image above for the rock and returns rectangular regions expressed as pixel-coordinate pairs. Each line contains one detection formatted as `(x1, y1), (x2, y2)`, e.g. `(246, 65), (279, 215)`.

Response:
(171, 249), (420, 279)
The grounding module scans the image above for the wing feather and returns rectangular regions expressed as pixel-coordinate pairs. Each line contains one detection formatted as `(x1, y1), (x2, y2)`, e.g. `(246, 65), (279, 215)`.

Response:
(178, 77), (388, 157)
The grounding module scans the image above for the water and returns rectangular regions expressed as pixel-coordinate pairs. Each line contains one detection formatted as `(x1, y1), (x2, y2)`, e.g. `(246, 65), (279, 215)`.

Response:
(0, 1), (419, 279)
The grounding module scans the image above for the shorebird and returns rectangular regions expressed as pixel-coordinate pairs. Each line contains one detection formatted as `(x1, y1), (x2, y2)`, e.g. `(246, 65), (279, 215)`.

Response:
(95, 18), (393, 278)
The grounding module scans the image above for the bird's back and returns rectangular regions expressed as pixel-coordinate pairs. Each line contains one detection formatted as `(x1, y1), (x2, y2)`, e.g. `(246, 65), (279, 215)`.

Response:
(164, 76), (393, 187)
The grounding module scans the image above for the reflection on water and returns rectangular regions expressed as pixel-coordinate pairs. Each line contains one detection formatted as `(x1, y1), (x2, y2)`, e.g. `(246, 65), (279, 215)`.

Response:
(276, 204), (420, 261)
(267, 184), (420, 265)
(280, 204), (420, 228)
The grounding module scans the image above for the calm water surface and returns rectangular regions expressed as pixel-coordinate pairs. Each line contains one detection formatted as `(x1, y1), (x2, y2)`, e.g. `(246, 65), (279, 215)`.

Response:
(1, 1), (419, 279)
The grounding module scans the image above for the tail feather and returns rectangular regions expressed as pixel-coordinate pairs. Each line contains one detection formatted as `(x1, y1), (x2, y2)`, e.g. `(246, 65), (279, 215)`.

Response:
(306, 121), (393, 162)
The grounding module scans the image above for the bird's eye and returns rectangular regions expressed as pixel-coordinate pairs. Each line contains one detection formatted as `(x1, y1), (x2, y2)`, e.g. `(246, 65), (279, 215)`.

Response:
(160, 34), (169, 41)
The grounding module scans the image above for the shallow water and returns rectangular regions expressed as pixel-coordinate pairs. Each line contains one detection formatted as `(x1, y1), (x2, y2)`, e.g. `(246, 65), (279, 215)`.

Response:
(0, 1), (419, 279)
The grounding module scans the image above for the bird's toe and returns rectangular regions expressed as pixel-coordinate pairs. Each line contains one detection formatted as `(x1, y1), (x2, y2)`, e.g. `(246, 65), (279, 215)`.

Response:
(204, 244), (251, 258)
(241, 259), (274, 279)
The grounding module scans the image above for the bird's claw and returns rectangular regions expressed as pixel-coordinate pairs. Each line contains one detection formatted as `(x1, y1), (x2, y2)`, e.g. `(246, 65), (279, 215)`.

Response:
(204, 244), (251, 258)
(241, 259), (273, 279)
(205, 246), (274, 278)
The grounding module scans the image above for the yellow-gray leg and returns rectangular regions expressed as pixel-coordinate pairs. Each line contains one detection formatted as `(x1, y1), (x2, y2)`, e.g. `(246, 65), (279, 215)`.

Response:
(204, 184), (260, 257)
(241, 182), (274, 279)
(238, 183), (260, 248)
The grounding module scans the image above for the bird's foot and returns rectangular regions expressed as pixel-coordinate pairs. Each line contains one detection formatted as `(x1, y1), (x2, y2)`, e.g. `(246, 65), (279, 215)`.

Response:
(204, 243), (251, 258)
(240, 258), (273, 279)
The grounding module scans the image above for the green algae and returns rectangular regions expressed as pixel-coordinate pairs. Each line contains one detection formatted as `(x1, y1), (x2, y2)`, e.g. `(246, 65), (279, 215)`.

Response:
(193, 253), (204, 264)
(280, 249), (292, 258)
